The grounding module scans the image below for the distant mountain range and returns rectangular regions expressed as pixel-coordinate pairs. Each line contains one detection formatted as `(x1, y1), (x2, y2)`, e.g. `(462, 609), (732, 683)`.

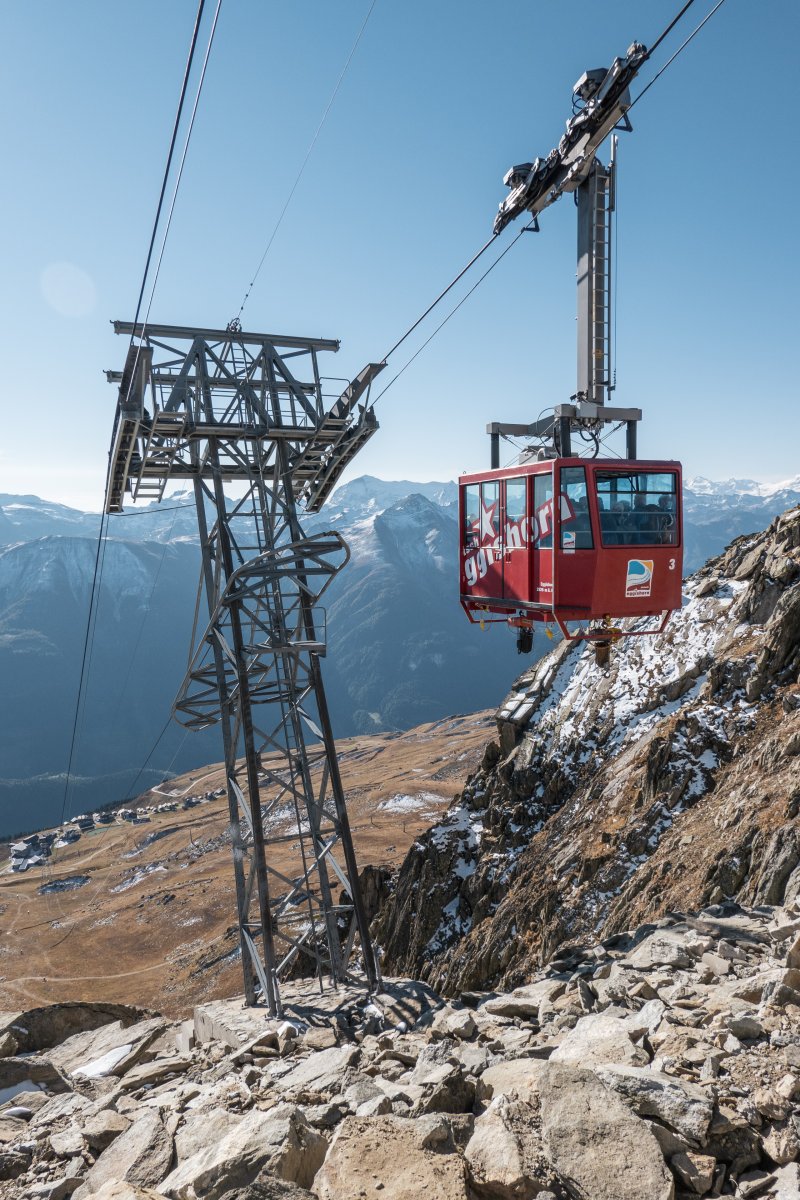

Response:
(681, 474), (800, 573)
(1, 472), (798, 838)
(685, 474), (800, 498)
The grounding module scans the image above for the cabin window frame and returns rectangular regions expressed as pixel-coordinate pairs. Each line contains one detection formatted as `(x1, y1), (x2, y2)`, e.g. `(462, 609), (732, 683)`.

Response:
(594, 469), (680, 548)
(505, 477), (527, 528)
(480, 480), (500, 547)
(463, 484), (480, 549)
(559, 465), (594, 550)
(533, 471), (554, 548)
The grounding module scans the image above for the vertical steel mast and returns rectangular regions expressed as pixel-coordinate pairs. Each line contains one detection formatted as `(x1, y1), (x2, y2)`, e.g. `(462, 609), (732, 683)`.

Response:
(105, 322), (383, 1012)
(576, 154), (614, 411)
(487, 43), (648, 465)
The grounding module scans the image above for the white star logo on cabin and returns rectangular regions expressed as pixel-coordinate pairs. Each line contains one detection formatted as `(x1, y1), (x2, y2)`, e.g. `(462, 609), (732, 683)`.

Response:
(472, 496), (498, 544)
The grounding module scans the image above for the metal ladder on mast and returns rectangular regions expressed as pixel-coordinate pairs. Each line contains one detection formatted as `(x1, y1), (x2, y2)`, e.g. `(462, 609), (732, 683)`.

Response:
(590, 166), (612, 403)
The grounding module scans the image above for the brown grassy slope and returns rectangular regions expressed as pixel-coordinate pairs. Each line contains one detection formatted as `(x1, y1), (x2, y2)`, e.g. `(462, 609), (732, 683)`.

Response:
(0, 711), (491, 1018)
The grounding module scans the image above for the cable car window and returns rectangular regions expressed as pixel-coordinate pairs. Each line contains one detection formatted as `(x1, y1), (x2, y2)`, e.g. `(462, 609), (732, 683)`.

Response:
(560, 466), (593, 549)
(595, 471), (678, 547)
(533, 473), (553, 547)
(506, 479), (526, 525)
(479, 481), (500, 546)
(505, 479), (527, 552)
(464, 485), (480, 548)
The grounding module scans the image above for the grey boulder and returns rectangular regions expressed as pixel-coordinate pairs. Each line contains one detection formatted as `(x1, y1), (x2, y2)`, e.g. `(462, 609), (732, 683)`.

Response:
(592, 1063), (713, 1143)
(160, 1105), (326, 1200)
(314, 1113), (470, 1200)
(73, 1110), (173, 1198)
(536, 1063), (675, 1200)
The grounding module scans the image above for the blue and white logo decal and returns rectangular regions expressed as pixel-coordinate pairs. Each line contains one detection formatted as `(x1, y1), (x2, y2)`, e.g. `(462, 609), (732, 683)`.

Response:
(625, 558), (654, 598)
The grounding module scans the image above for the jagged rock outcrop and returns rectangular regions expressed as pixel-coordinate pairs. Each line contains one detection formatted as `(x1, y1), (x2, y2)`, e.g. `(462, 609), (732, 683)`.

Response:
(2, 902), (800, 1199)
(373, 506), (800, 995)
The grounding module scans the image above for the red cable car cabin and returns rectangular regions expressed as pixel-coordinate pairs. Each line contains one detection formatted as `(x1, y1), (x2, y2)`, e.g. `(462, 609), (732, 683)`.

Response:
(459, 458), (683, 643)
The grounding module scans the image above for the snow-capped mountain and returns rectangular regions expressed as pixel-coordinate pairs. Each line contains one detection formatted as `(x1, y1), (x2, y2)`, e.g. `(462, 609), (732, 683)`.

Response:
(1, 473), (798, 838)
(0, 496), (99, 550)
(686, 474), (800, 498)
(4, 473), (798, 569)
(682, 477), (800, 572)
(0, 481), (512, 837)
(316, 475), (457, 516)
(0, 535), (220, 838)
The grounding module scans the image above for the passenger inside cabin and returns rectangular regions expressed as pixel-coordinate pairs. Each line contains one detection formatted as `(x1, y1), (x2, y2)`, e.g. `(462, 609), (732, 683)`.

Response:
(606, 499), (632, 544)
(571, 495), (593, 548)
(633, 492), (661, 544)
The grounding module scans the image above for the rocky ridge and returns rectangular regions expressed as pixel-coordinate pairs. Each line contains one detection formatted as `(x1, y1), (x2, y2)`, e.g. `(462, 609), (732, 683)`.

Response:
(1, 901), (800, 1198)
(373, 505), (800, 995)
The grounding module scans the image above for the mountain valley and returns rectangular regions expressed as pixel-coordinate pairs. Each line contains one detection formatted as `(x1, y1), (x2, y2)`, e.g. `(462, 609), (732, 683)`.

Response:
(0, 711), (491, 1017)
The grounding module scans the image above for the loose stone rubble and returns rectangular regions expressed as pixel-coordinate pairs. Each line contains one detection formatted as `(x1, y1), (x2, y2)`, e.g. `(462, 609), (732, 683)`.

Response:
(2, 900), (799, 1199)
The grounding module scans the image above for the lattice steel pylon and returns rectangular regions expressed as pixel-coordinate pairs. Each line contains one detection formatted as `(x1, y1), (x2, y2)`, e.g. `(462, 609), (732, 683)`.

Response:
(104, 321), (384, 1013)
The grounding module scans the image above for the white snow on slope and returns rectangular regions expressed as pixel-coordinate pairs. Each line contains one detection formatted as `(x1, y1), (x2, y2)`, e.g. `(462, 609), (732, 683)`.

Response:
(73, 1043), (133, 1079)
(378, 792), (448, 814)
(419, 556), (766, 958)
(111, 862), (167, 893)
(529, 573), (748, 765)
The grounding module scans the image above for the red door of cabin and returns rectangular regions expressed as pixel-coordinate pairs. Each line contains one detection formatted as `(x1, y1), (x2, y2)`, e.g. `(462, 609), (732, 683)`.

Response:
(532, 470), (554, 607)
(463, 478), (504, 600)
(502, 476), (529, 603)
(555, 463), (597, 616)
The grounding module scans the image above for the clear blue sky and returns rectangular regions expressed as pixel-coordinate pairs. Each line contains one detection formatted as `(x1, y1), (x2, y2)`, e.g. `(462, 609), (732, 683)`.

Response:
(1, 0), (798, 510)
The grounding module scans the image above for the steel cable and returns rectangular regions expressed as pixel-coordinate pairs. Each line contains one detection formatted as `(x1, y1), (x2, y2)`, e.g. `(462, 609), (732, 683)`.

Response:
(380, 0), (728, 440)
(59, 514), (108, 826)
(630, 0), (729, 114)
(234, 0), (380, 324)
(61, 3), (221, 829)
(137, 0), (223, 341)
(110, 502), (184, 729)
(366, 0), (725, 407)
(644, 0), (698, 62)
(372, 226), (529, 405)
(130, 0), (208, 336)
(380, 233), (500, 363)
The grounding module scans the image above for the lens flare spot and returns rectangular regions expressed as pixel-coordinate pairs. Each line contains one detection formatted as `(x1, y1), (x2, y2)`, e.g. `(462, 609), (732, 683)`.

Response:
(41, 261), (96, 318)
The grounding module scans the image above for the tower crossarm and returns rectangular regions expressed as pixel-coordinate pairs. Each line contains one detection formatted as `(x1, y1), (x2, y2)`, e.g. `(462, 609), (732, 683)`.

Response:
(294, 362), (386, 513)
(493, 41), (647, 235)
(103, 324), (382, 515)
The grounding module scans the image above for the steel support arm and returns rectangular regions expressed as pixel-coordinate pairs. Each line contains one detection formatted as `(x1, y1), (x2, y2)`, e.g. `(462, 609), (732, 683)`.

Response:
(493, 41), (646, 234)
